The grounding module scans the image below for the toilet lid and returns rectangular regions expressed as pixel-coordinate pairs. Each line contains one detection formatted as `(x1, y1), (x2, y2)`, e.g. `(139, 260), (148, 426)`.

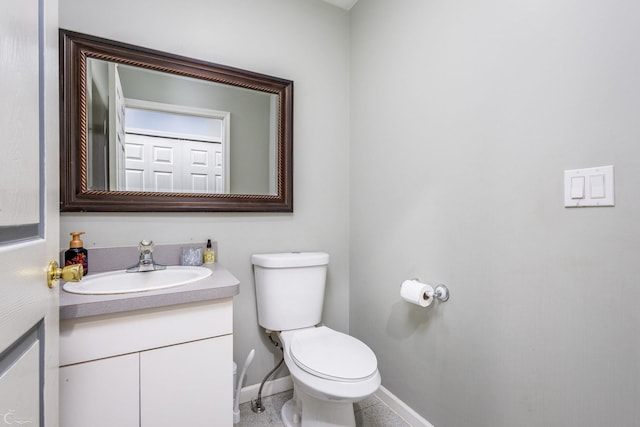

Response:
(289, 327), (377, 381)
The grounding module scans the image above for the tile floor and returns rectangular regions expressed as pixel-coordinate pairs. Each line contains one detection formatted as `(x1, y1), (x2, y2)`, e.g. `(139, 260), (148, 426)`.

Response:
(237, 390), (411, 427)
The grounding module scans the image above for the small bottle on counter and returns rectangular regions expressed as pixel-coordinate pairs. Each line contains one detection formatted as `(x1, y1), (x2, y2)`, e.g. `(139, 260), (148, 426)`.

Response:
(64, 231), (88, 276)
(203, 239), (216, 264)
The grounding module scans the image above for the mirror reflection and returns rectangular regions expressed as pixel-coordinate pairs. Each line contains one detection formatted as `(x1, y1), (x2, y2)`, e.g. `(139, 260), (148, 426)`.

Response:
(59, 29), (293, 212)
(86, 58), (278, 195)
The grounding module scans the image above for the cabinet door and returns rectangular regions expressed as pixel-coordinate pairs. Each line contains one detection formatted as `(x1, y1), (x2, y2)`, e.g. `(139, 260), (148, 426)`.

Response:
(140, 335), (233, 427)
(59, 354), (139, 427)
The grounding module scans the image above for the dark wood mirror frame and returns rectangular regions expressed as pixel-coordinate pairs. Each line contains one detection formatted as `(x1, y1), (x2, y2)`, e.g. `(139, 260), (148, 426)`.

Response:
(59, 29), (293, 212)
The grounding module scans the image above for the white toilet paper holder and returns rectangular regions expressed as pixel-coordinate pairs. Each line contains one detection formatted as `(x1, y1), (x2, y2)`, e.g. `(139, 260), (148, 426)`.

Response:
(432, 284), (449, 302)
(406, 279), (450, 302)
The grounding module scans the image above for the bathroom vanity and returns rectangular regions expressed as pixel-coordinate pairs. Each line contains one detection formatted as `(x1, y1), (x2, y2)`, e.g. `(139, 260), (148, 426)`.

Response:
(59, 263), (239, 427)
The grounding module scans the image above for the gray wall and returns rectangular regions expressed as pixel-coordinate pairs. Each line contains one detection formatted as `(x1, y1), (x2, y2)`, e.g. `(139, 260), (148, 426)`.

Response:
(59, 0), (351, 386)
(350, 0), (640, 426)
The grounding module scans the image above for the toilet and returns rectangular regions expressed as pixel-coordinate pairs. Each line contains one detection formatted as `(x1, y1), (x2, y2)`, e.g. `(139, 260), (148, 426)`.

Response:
(252, 252), (381, 427)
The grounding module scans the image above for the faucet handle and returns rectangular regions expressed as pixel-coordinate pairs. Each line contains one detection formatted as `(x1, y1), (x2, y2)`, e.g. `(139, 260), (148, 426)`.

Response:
(139, 240), (154, 252)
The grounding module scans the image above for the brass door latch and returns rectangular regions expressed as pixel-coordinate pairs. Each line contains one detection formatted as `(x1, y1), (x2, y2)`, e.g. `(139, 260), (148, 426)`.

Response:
(47, 261), (83, 288)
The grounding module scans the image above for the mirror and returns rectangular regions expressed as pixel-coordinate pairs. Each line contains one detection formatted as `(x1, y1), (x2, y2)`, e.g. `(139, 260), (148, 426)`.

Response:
(60, 29), (293, 212)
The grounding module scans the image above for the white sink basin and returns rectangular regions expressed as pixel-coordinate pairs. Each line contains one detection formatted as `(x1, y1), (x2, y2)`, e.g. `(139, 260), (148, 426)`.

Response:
(63, 266), (212, 295)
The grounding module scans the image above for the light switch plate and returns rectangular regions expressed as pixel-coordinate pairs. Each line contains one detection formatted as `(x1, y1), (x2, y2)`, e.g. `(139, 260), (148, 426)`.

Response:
(564, 165), (614, 207)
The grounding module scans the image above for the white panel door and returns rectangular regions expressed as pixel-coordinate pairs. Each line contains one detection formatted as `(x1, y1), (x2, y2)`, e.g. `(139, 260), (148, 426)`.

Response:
(0, 0), (60, 426)
(182, 140), (220, 193)
(0, 341), (40, 426)
(150, 143), (178, 192)
(125, 134), (223, 193)
(125, 134), (180, 192)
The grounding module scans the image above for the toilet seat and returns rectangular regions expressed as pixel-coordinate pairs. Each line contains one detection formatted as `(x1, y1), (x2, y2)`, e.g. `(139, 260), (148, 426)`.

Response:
(288, 326), (377, 382)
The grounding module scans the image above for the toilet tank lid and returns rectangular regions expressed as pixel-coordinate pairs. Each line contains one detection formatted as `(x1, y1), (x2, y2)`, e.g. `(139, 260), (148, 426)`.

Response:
(251, 252), (329, 268)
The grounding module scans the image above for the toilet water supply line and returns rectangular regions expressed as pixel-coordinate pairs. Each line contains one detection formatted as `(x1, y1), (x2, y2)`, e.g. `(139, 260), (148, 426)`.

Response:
(233, 349), (255, 424)
(251, 331), (285, 414)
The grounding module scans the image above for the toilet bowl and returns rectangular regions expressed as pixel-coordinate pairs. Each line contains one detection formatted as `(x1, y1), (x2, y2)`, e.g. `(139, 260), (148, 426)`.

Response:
(279, 327), (381, 427)
(252, 252), (381, 427)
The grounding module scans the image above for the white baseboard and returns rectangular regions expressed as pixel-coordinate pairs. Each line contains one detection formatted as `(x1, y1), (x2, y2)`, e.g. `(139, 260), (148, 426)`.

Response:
(374, 385), (434, 427)
(239, 377), (434, 427)
(239, 375), (293, 404)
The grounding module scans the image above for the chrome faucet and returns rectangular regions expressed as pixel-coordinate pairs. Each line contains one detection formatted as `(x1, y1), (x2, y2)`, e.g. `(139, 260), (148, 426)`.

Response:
(126, 240), (166, 273)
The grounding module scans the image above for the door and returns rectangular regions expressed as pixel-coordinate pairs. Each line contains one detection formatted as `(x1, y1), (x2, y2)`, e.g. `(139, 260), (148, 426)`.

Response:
(124, 134), (180, 192)
(118, 100), (230, 193)
(108, 63), (126, 191)
(0, 0), (60, 426)
(124, 133), (222, 193)
(183, 140), (224, 193)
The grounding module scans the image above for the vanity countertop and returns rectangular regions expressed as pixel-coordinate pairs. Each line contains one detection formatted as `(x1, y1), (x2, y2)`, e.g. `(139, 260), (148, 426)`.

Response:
(59, 263), (239, 320)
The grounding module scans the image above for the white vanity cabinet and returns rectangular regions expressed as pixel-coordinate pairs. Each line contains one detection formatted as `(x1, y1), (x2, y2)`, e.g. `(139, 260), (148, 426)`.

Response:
(59, 298), (233, 427)
(140, 335), (231, 425)
(60, 353), (139, 426)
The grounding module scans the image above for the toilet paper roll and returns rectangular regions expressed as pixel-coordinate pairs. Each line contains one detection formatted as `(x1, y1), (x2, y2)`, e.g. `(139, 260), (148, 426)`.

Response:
(400, 279), (434, 307)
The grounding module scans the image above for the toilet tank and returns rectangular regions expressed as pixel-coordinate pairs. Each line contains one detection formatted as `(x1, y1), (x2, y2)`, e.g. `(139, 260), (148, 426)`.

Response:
(252, 252), (329, 331)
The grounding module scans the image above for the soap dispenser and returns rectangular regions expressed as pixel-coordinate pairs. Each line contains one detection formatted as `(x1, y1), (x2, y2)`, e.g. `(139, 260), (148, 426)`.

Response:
(203, 239), (216, 264)
(64, 232), (88, 276)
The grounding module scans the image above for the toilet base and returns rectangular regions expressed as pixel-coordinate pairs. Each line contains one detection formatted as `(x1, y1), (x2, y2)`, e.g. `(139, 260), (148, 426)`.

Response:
(281, 389), (356, 427)
(281, 399), (300, 427)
